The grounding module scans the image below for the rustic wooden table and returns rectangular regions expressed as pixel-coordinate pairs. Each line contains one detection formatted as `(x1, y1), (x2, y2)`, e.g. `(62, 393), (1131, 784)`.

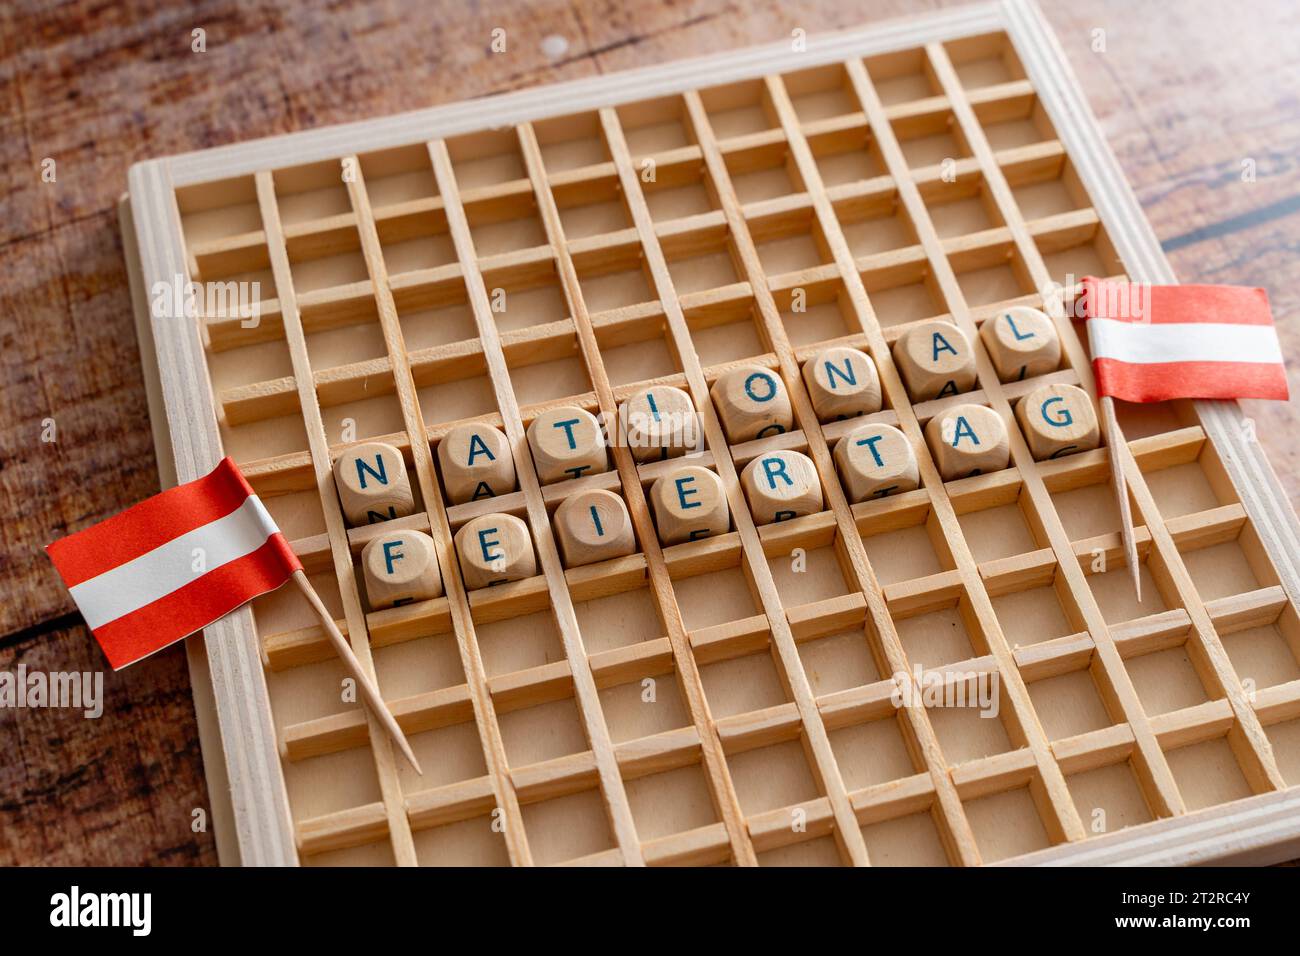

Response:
(1, 0), (1296, 866)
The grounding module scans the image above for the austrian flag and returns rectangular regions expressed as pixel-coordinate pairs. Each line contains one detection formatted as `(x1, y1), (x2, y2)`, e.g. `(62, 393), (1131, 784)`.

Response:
(1079, 277), (1289, 403)
(47, 458), (301, 670)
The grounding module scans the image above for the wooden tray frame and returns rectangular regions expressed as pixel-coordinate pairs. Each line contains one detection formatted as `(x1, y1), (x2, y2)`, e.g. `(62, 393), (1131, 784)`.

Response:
(121, 0), (1300, 866)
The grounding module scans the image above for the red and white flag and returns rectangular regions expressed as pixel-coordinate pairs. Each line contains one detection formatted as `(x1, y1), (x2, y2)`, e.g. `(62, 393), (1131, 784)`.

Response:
(1078, 277), (1289, 403)
(47, 457), (301, 670)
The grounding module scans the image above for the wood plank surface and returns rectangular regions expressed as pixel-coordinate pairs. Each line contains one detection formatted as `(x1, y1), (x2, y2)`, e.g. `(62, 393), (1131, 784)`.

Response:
(1, 0), (1296, 865)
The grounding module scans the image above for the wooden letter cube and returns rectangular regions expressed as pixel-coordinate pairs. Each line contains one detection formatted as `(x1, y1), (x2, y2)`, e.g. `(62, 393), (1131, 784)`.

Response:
(333, 441), (415, 527)
(801, 346), (882, 422)
(1015, 383), (1100, 460)
(361, 529), (443, 610)
(710, 364), (793, 443)
(979, 306), (1061, 382)
(619, 385), (701, 462)
(454, 513), (537, 590)
(924, 403), (1010, 481)
(740, 450), (823, 524)
(893, 319), (978, 402)
(526, 406), (609, 484)
(649, 465), (730, 545)
(554, 489), (637, 567)
(437, 422), (516, 504)
(833, 423), (919, 502)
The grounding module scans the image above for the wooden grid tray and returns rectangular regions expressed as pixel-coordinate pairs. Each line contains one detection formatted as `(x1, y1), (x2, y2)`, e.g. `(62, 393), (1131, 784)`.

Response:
(121, 0), (1300, 866)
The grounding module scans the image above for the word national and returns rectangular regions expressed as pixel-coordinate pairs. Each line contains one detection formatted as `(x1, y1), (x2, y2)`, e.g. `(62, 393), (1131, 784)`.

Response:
(0, 665), (103, 718)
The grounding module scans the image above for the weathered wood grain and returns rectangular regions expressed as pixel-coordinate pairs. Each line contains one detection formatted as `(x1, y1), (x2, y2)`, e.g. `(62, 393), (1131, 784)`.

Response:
(0, 0), (1296, 865)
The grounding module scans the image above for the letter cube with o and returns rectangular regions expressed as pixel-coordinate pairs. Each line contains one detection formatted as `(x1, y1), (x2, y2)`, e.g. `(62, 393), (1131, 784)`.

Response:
(711, 365), (793, 444)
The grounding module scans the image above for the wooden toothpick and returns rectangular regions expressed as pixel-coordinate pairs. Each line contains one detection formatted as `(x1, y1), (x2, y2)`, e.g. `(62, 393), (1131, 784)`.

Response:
(1101, 397), (1141, 601)
(292, 570), (422, 775)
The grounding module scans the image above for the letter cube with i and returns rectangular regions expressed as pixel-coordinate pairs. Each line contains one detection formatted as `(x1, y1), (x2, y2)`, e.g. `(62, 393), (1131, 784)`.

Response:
(924, 403), (1010, 481)
(740, 450), (823, 524)
(361, 529), (443, 610)
(710, 364), (794, 443)
(801, 346), (882, 422)
(979, 306), (1061, 383)
(619, 385), (700, 462)
(438, 422), (516, 504)
(1015, 383), (1099, 460)
(833, 423), (919, 502)
(454, 513), (536, 589)
(893, 319), (978, 402)
(554, 489), (637, 567)
(649, 465), (730, 545)
(333, 441), (416, 526)
(527, 406), (609, 484)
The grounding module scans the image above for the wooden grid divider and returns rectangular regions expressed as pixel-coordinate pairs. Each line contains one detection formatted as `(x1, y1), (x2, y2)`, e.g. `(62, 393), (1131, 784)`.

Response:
(923, 41), (1288, 797)
(679, 91), (981, 864)
(599, 107), (873, 866)
(816, 62), (1087, 842)
(251, 171), (418, 865)
(426, 140), (646, 865)
(341, 160), (534, 864)
(758, 76), (1063, 856)
(515, 122), (759, 866)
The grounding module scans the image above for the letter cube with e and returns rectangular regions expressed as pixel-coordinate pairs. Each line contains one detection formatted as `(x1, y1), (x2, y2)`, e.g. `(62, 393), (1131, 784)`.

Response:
(527, 406), (609, 484)
(1015, 383), (1100, 460)
(333, 441), (416, 526)
(554, 489), (637, 567)
(438, 422), (517, 504)
(801, 346), (882, 422)
(893, 319), (978, 402)
(833, 423), (919, 502)
(711, 365), (793, 443)
(740, 450), (823, 524)
(361, 529), (443, 610)
(924, 403), (1010, 481)
(649, 465), (730, 545)
(454, 513), (537, 589)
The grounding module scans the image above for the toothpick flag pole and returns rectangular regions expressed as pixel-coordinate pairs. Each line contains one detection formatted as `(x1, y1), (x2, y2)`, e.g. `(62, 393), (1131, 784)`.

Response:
(1101, 397), (1142, 601)
(293, 570), (421, 775)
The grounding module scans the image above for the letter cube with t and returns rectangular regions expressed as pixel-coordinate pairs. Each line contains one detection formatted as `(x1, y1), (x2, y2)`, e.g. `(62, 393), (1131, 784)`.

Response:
(361, 529), (443, 609)
(833, 423), (919, 501)
(527, 406), (609, 483)
(333, 441), (416, 526)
